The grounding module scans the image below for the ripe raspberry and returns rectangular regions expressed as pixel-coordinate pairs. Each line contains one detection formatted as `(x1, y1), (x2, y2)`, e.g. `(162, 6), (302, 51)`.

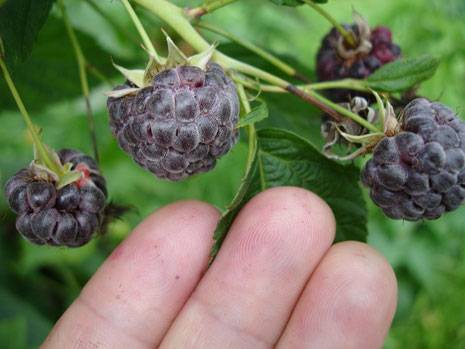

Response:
(107, 63), (240, 181)
(316, 25), (401, 102)
(4, 149), (107, 247)
(361, 98), (465, 221)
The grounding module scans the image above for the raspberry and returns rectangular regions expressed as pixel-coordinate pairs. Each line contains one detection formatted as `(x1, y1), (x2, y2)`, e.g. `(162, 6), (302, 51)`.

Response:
(4, 149), (107, 247)
(107, 63), (240, 181)
(316, 25), (401, 102)
(361, 98), (465, 221)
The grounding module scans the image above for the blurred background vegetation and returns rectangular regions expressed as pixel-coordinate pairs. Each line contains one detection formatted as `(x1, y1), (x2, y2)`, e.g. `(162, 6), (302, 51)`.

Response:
(0, 0), (465, 348)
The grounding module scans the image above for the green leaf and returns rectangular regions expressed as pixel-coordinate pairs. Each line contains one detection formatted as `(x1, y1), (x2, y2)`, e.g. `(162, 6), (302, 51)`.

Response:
(0, 16), (124, 113)
(211, 128), (368, 258)
(0, 0), (54, 69)
(269, 0), (327, 6)
(0, 317), (27, 349)
(236, 100), (269, 128)
(367, 55), (440, 92)
(0, 287), (52, 348)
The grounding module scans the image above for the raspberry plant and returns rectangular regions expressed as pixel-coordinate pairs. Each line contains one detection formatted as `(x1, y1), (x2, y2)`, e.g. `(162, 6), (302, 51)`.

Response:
(0, 0), (462, 261)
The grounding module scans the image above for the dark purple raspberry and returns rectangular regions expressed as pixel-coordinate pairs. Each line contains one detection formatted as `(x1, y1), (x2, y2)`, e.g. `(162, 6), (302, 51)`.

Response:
(107, 63), (240, 181)
(4, 149), (107, 247)
(316, 25), (401, 102)
(361, 98), (465, 221)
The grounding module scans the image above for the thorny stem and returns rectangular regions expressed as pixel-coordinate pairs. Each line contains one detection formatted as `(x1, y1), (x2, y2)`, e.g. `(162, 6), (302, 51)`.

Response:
(0, 48), (64, 176)
(120, 0), (160, 61)
(59, 0), (100, 164)
(132, 0), (377, 132)
(302, 0), (356, 48)
(186, 0), (239, 19)
(196, 22), (310, 82)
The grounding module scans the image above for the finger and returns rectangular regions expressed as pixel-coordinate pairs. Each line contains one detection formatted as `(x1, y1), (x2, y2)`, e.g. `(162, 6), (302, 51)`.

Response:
(276, 241), (397, 349)
(42, 201), (219, 349)
(160, 187), (336, 349)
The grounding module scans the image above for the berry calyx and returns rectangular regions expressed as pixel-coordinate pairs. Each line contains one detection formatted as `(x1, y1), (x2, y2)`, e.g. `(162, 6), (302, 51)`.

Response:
(5, 149), (107, 247)
(316, 18), (401, 102)
(361, 98), (465, 221)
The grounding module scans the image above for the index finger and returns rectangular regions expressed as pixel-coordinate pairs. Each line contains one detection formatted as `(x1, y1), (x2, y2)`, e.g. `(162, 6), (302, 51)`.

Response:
(42, 200), (219, 349)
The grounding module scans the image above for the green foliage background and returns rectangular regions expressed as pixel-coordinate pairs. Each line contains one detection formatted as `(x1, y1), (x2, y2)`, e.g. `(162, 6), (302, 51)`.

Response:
(0, 0), (465, 347)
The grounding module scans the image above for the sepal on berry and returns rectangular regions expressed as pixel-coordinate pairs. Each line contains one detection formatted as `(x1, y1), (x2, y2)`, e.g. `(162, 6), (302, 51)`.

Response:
(108, 33), (216, 99)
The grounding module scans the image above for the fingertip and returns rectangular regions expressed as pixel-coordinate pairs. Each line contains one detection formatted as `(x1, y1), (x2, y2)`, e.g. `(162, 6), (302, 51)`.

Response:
(230, 186), (336, 257)
(133, 200), (220, 238)
(277, 241), (398, 349)
(325, 241), (398, 333)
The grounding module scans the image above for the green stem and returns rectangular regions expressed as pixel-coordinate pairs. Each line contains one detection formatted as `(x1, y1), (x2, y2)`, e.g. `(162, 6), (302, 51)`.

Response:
(59, 0), (100, 164)
(196, 22), (309, 82)
(132, 0), (375, 131)
(236, 83), (256, 183)
(186, 0), (239, 19)
(0, 54), (63, 175)
(302, 0), (356, 48)
(306, 90), (380, 132)
(234, 77), (370, 94)
(121, 0), (160, 61)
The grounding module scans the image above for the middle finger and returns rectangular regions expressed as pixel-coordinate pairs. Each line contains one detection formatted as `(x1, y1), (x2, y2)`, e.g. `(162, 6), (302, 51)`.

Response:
(160, 187), (336, 349)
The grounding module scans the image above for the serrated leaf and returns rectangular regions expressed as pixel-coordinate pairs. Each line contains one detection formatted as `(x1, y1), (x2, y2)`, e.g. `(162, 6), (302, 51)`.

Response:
(236, 100), (269, 128)
(367, 55), (440, 92)
(211, 128), (368, 259)
(112, 62), (145, 88)
(0, 0), (54, 69)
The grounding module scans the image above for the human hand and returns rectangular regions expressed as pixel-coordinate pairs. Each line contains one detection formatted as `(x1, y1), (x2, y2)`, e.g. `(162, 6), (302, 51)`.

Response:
(42, 187), (397, 349)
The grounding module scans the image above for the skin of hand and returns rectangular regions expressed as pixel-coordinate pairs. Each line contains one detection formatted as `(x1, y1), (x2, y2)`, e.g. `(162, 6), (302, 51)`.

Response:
(41, 187), (397, 349)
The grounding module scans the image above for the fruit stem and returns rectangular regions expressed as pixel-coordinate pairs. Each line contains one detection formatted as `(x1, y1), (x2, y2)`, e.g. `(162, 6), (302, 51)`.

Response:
(234, 77), (370, 93)
(186, 0), (239, 19)
(0, 44), (64, 176)
(196, 22), (310, 83)
(120, 0), (161, 62)
(236, 83), (257, 166)
(302, 0), (356, 48)
(59, 0), (100, 164)
(303, 88), (380, 133)
(132, 0), (373, 131)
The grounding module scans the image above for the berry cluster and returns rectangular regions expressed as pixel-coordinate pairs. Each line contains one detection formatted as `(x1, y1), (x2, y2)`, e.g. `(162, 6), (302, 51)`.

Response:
(107, 63), (240, 181)
(5, 149), (107, 247)
(362, 99), (465, 220)
(316, 25), (401, 102)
